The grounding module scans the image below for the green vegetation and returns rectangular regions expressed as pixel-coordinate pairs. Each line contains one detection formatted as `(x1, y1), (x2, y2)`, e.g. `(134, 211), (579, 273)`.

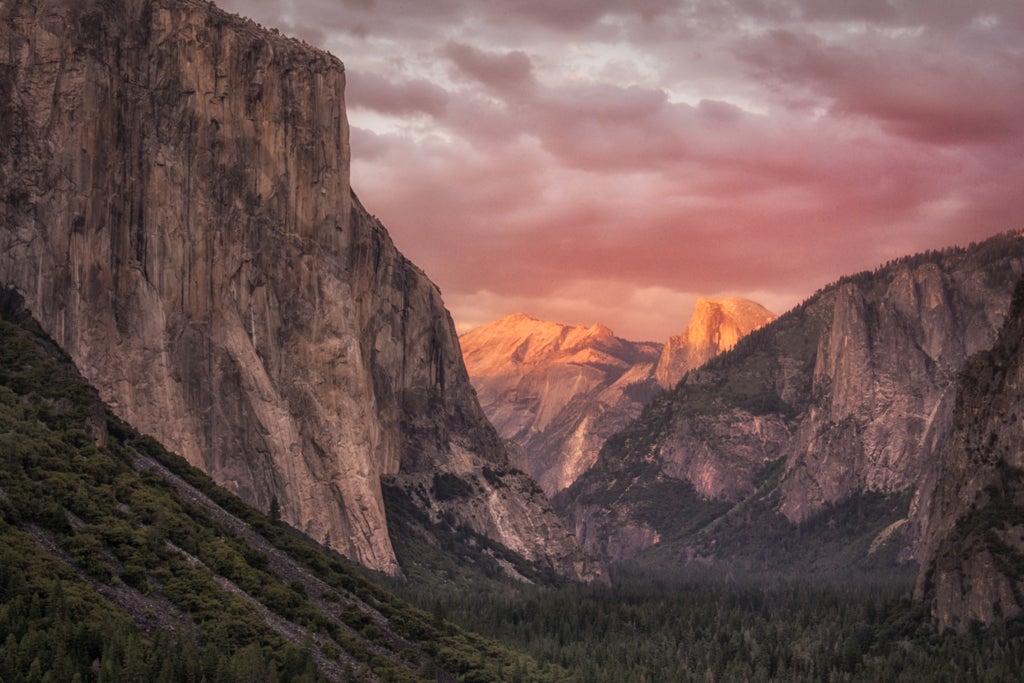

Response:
(0, 292), (566, 682)
(390, 566), (1024, 683)
(641, 483), (914, 573)
(5, 228), (1024, 683)
(432, 472), (476, 501)
(0, 306), (319, 680)
(676, 298), (827, 418)
(946, 462), (1024, 597)
(381, 481), (566, 589)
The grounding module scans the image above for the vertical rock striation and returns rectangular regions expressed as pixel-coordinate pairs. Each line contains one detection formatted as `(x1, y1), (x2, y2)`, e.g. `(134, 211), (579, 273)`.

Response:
(655, 297), (777, 390)
(916, 278), (1024, 630)
(779, 258), (1018, 527)
(460, 314), (662, 497)
(557, 234), (1024, 565)
(0, 0), (599, 580)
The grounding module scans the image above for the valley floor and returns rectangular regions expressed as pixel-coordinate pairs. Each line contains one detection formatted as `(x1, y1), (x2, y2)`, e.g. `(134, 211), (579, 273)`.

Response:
(389, 565), (1024, 682)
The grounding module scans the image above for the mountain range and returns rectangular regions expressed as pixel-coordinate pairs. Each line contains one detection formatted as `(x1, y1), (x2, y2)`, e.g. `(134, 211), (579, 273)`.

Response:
(459, 299), (775, 498)
(551, 232), (1024, 626)
(2, 0), (1023, 659)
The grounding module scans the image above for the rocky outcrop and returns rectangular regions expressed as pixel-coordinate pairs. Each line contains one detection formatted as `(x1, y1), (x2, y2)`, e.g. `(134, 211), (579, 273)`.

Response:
(655, 297), (776, 389)
(460, 313), (662, 496)
(461, 302), (774, 499)
(557, 234), (1024, 566)
(916, 278), (1024, 631)
(0, 0), (599, 580)
(779, 258), (1017, 525)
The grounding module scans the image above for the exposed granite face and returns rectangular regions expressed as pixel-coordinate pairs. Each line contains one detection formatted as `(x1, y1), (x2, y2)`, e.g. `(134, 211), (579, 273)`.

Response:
(460, 301), (774, 500)
(660, 410), (792, 502)
(779, 260), (1018, 526)
(655, 297), (777, 390)
(0, 0), (600, 580)
(916, 279), (1024, 631)
(557, 235), (1024, 565)
(460, 313), (662, 497)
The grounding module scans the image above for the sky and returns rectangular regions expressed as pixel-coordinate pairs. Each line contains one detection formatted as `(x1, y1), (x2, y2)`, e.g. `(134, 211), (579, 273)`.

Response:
(219, 0), (1024, 342)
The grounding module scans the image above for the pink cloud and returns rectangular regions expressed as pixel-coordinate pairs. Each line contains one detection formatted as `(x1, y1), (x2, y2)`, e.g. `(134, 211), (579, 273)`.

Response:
(442, 42), (536, 91)
(740, 29), (1024, 146)
(476, 0), (677, 32)
(347, 72), (449, 117)
(220, 0), (1024, 341)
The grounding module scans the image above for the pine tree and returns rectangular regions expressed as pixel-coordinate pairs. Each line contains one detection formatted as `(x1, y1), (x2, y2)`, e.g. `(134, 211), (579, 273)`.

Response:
(269, 495), (281, 525)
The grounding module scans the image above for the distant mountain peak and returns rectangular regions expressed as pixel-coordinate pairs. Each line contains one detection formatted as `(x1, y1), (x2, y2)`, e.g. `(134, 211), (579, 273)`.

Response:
(461, 314), (645, 378)
(460, 314), (662, 495)
(460, 300), (776, 499)
(655, 297), (777, 389)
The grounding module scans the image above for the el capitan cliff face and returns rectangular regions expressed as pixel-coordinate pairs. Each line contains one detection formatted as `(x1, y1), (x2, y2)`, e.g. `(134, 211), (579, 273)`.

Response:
(0, 0), (599, 580)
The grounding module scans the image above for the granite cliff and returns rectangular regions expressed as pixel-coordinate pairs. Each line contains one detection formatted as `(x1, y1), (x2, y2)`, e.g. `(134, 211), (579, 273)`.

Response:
(655, 297), (776, 390)
(556, 233), (1024, 566)
(0, 0), (599, 580)
(916, 278), (1024, 631)
(460, 314), (662, 497)
(460, 300), (773, 499)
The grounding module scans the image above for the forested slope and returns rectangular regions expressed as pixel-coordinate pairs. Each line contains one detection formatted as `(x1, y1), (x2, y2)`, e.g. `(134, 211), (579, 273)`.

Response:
(0, 289), (569, 682)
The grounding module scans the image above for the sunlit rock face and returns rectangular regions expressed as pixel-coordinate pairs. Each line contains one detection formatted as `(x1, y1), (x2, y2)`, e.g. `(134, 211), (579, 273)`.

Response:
(557, 234), (1024, 565)
(461, 314), (662, 497)
(0, 0), (600, 581)
(916, 279), (1024, 631)
(655, 297), (777, 390)
(461, 300), (774, 499)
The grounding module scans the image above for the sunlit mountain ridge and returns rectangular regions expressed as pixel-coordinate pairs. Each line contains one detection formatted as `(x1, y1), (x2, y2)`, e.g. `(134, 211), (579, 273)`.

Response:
(460, 298), (775, 497)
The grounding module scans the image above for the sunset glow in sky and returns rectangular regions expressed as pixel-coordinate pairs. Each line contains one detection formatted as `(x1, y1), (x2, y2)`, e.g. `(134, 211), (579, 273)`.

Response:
(220, 0), (1024, 341)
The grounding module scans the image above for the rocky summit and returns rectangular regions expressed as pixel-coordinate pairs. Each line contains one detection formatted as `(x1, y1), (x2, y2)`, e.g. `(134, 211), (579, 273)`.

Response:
(556, 233), (1024, 567)
(655, 297), (777, 390)
(461, 314), (662, 497)
(461, 299), (774, 499)
(0, 0), (599, 581)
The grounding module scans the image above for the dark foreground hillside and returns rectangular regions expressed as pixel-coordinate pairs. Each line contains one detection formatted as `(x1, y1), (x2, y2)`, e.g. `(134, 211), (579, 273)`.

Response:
(0, 289), (568, 682)
(4, 281), (1024, 682)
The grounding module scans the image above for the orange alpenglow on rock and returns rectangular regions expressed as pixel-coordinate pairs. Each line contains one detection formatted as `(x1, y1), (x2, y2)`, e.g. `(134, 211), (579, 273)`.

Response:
(655, 297), (777, 390)
(460, 299), (775, 497)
